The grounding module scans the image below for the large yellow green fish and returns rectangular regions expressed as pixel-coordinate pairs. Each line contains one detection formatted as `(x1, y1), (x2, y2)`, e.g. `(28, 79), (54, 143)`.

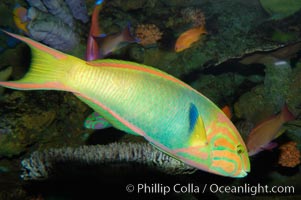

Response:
(0, 31), (250, 177)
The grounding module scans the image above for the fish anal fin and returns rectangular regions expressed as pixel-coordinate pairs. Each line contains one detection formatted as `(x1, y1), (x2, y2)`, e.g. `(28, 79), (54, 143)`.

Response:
(261, 142), (278, 151)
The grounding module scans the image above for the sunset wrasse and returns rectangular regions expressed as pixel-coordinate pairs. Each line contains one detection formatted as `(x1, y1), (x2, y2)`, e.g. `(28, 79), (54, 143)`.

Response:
(0, 31), (250, 178)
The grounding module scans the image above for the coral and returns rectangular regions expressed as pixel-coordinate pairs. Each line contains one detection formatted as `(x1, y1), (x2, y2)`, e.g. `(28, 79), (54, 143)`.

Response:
(287, 61), (301, 114)
(21, 0), (90, 53)
(135, 24), (163, 46)
(191, 73), (246, 104)
(21, 142), (195, 180)
(235, 48), (301, 125)
(181, 7), (206, 27)
(0, 91), (55, 157)
(234, 86), (269, 123)
(0, 90), (89, 158)
(263, 57), (292, 111)
(26, 7), (80, 52)
(234, 56), (293, 124)
(278, 141), (301, 168)
(26, 0), (48, 12)
(27, 0), (89, 25)
(31, 0), (75, 27)
(64, 0), (89, 23)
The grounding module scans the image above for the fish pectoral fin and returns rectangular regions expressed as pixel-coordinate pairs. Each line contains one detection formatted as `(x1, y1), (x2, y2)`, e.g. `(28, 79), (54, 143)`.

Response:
(188, 103), (208, 146)
(84, 112), (112, 130)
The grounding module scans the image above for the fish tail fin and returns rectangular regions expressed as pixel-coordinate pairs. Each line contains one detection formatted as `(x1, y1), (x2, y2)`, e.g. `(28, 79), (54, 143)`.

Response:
(122, 23), (138, 43)
(0, 31), (78, 92)
(281, 104), (295, 122)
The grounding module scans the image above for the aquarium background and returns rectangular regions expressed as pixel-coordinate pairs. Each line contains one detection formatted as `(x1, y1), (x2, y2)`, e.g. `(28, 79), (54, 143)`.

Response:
(0, 0), (301, 199)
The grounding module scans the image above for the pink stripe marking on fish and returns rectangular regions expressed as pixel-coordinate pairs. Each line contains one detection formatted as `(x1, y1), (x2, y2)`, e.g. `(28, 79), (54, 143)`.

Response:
(3, 30), (67, 60)
(76, 92), (146, 136)
(0, 81), (70, 90)
(172, 146), (208, 159)
(207, 124), (236, 142)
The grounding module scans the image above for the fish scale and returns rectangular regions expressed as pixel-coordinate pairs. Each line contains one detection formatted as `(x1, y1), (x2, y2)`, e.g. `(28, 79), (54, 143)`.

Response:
(74, 65), (192, 139)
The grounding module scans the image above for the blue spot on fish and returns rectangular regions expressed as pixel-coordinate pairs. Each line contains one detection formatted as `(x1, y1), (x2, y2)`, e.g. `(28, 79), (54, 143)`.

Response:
(189, 103), (199, 132)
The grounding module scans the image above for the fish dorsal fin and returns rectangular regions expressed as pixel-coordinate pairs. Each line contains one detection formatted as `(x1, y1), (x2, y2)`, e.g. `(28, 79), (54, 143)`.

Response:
(189, 103), (207, 146)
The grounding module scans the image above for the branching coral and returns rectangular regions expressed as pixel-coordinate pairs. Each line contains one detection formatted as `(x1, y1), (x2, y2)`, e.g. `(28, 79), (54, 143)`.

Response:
(278, 141), (301, 167)
(135, 24), (163, 46)
(21, 142), (196, 180)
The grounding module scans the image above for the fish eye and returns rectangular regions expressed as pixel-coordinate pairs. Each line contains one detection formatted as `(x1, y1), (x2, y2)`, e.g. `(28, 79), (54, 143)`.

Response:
(237, 144), (244, 154)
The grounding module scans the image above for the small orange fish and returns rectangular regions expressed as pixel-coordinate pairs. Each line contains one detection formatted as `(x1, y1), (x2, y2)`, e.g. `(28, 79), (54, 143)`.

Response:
(247, 104), (295, 156)
(175, 26), (207, 52)
(13, 6), (29, 34)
